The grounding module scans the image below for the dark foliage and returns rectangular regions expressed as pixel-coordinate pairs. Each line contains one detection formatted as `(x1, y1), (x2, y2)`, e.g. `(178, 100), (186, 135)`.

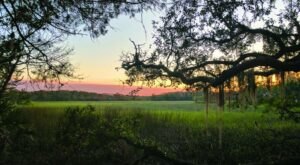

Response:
(25, 90), (194, 101)
(261, 80), (300, 122)
(1, 105), (300, 165)
(0, 0), (164, 100)
(122, 0), (300, 89)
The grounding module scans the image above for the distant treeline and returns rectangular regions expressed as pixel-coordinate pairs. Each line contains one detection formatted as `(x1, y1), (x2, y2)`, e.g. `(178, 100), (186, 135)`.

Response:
(25, 90), (195, 101)
(150, 92), (195, 101)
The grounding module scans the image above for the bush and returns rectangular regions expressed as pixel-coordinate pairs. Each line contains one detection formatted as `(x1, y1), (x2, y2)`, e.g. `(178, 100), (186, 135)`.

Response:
(54, 106), (142, 164)
(0, 89), (32, 164)
(262, 80), (300, 122)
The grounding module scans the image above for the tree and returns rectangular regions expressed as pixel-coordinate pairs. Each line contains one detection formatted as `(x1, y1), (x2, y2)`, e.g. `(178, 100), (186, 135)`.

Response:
(121, 0), (300, 93)
(0, 1), (165, 152)
(121, 0), (300, 156)
(0, 0), (164, 100)
(0, 0), (167, 160)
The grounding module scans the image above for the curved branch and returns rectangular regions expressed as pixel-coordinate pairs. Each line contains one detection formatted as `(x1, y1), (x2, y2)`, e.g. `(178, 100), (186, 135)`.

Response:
(237, 23), (286, 49)
(211, 56), (300, 87)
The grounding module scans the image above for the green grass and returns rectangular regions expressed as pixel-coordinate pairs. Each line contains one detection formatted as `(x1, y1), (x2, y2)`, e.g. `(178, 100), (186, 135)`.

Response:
(18, 101), (300, 143)
(10, 101), (300, 164)
(18, 101), (295, 130)
(21, 101), (205, 111)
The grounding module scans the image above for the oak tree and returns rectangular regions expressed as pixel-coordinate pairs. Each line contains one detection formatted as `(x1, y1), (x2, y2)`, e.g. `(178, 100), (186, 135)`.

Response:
(122, 0), (300, 92)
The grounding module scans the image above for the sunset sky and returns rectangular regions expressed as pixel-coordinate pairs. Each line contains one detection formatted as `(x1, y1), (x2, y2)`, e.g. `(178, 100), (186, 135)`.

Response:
(68, 12), (156, 85)
(19, 9), (264, 95)
(20, 11), (183, 95)
(69, 9), (265, 85)
(19, 2), (276, 96)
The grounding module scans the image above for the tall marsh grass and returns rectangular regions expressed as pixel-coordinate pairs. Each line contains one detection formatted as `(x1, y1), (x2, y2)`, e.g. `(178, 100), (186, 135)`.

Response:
(11, 101), (300, 164)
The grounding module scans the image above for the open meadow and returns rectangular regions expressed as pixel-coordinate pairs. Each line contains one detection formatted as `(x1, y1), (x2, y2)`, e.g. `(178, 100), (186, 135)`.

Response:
(6, 101), (299, 165)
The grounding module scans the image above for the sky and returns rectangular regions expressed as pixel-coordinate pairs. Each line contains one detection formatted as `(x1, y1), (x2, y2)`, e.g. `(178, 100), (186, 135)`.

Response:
(20, 2), (283, 96)
(19, 11), (183, 96)
(68, 13), (155, 85)
(61, 5), (267, 95)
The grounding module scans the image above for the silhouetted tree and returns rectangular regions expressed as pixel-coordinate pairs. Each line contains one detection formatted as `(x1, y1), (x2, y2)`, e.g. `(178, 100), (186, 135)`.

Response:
(121, 0), (300, 94)
(0, 0), (164, 99)
(121, 1), (300, 155)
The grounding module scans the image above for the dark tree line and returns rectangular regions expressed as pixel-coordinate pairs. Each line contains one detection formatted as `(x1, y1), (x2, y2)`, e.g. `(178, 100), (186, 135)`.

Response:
(24, 90), (193, 101)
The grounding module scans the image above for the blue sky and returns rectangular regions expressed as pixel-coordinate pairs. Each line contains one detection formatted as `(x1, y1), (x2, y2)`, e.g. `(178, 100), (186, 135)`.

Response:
(67, 11), (161, 85)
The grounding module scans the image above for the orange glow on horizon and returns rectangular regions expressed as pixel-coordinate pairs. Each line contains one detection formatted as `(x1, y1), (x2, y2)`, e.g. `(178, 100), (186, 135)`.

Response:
(17, 81), (184, 96)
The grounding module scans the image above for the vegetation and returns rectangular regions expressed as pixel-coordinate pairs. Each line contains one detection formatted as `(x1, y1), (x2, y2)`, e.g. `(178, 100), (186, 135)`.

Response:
(25, 90), (194, 101)
(1, 0), (300, 164)
(0, 0), (163, 97)
(121, 0), (300, 114)
(257, 80), (300, 122)
(1, 102), (298, 164)
(21, 101), (207, 113)
(122, 0), (300, 88)
(2, 78), (297, 164)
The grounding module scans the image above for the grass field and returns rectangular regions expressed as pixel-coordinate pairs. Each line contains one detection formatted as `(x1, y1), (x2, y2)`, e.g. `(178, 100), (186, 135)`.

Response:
(19, 101), (297, 133)
(21, 101), (206, 111)
(9, 101), (300, 164)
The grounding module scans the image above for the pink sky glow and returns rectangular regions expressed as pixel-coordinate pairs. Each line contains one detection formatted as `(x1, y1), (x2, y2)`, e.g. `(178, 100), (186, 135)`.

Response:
(17, 82), (183, 96)
(16, 13), (183, 96)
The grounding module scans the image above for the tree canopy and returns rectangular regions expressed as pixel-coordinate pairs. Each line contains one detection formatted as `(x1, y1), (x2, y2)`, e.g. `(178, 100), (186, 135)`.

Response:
(0, 0), (164, 97)
(121, 0), (300, 89)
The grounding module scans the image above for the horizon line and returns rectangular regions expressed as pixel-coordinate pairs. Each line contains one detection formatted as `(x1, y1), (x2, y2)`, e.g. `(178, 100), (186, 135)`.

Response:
(16, 81), (184, 96)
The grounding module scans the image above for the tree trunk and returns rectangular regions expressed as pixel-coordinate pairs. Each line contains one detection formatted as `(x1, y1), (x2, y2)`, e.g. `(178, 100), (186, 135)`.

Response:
(204, 87), (209, 120)
(228, 91), (231, 111)
(267, 75), (271, 91)
(203, 87), (210, 137)
(280, 72), (285, 100)
(217, 84), (224, 163)
(218, 84), (225, 110)
(247, 70), (257, 109)
(203, 87), (209, 165)
(237, 73), (246, 110)
(225, 79), (231, 111)
(0, 57), (20, 99)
